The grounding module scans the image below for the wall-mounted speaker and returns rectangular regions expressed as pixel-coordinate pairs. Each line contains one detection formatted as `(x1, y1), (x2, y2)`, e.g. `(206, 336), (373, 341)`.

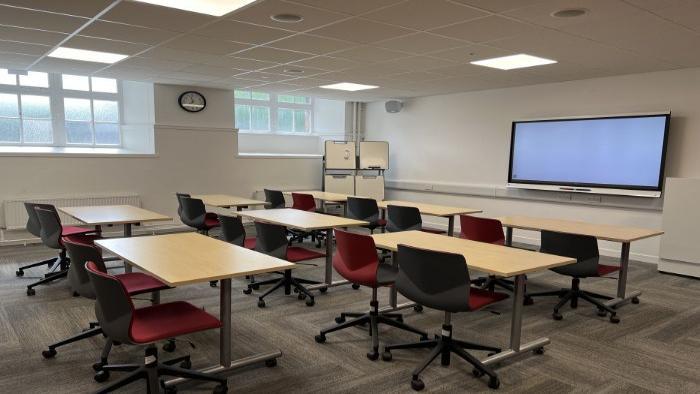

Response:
(385, 100), (403, 113)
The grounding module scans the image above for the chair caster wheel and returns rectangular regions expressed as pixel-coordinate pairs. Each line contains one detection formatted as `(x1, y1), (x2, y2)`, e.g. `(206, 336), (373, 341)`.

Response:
(523, 296), (534, 306)
(533, 347), (545, 355)
(163, 340), (176, 352)
(213, 384), (228, 394)
(381, 351), (392, 361)
(257, 299), (266, 308)
(27, 288), (36, 296)
(16, 270), (24, 277)
(319, 287), (328, 293)
(366, 351), (379, 361)
(265, 358), (277, 368)
(411, 377), (425, 391)
(335, 316), (345, 324)
(352, 284), (360, 290)
(314, 334), (326, 343)
(306, 298), (315, 307)
(631, 297), (640, 304)
(472, 368), (484, 377)
(251, 284), (260, 290)
(180, 358), (191, 369)
(42, 348), (57, 359)
(92, 362), (105, 371)
(413, 305), (423, 313)
(552, 312), (563, 321)
(610, 315), (620, 324)
(488, 376), (500, 389)
(243, 288), (252, 295)
(210, 281), (217, 287)
(94, 370), (109, 382)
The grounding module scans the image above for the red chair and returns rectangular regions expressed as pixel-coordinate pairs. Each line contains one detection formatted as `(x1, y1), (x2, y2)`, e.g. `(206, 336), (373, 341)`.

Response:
(86, 262), (227, 393)
(290, 192), (326, 246)
(314, 230), (428, 360)
(459, 215), (515, 293)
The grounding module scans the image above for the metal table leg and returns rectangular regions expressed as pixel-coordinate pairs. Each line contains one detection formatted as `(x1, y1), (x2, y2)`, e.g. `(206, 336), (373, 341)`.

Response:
(505, 227), (513, 246)
(604, 242), (641, 309)
(123, 223), (133, 273)
(378, 251), (417, 313)
(164, 278), (282, 388)
(307, 228), (349, 291)
(447, 216), (455, 237)
(481, 274), (550, 366)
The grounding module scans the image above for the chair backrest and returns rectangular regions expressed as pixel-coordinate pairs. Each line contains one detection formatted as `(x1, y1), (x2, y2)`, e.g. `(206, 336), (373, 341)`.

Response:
(65, 240), (107, 299)
(264, 189), (285, 209)
(386, 205), (422, 233)
(85, 261), (135, 344)
(346, 197), (379, 222)
(459, 215), (505, 245)
(24, 202), (54, 237)
(291, 193), (316, 212)
(396, 244), (471, 313)
(254, 221), (288, 259)
(180, 197), (207, 229)
(540, 231), (601, 277)
(175, 192), (191, 220)
(34, 206), (63, 250)
(219, 215), (246, 246)
(333, 229), (380, 286)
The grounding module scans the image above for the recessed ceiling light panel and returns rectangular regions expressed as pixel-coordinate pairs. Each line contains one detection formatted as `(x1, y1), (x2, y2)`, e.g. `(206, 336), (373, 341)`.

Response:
(48, 47), (128, 64)
(134, 0), (258, 16)
(320, 82), (379, 91)
(470, 54), (556, 70)
(271, 13), (304, 23)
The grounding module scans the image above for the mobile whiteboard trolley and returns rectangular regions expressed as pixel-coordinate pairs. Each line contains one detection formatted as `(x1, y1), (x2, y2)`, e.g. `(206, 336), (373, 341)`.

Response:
(322, 140), (387, 202)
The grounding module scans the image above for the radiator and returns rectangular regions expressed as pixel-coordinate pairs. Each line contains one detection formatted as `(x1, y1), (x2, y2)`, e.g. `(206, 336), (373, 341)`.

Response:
(3, 193), (141, 230)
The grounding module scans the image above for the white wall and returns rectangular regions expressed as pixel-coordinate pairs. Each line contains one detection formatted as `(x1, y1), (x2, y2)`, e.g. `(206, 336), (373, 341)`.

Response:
(364, 67), (700, 263)
(0, 83), (321, 243)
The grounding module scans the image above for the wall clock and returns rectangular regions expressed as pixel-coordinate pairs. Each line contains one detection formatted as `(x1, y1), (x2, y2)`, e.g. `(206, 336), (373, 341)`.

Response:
(178, 91), (206, 113)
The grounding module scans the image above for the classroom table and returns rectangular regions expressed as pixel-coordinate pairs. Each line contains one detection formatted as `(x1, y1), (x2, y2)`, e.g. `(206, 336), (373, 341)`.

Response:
(59, 205), (171, 273)
(193, 194), (267, 211)
(96, 233), (295, 389)
(371, 230), (574, 367)
(499, 215), (664, 309)
(235, 208), (367, 291)
(285, 190), (356, 215)
(377, 200), (482, 236)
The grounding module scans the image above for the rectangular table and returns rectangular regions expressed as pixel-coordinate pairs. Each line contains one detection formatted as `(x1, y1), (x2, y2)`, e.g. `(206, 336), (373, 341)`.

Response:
(96, 233), (295, 388)
(235, 208), (368, 291)
(193, 194), (267, 211)
(59, 205), (171, 273)
(499, 215), (664, 309)
(371, 230), (574, 367)
(377, 200), (482, 236)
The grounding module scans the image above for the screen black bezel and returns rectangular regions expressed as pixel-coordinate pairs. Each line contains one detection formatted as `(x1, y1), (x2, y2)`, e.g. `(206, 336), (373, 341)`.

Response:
(507, 113), (671, 192)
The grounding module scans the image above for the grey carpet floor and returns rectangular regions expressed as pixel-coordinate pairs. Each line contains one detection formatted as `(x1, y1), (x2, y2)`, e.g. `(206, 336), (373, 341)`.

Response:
(0, 237), (699, 394)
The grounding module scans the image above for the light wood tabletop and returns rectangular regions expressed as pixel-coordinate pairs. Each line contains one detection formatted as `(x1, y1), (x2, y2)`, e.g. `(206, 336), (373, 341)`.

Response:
(192, 194), (267, 208)
(236, 208), (368, 231)
(285, 190), (356, 202)
(96, 233), (295, 286)
(499, 215), (664, 243)
(377, 200), (482, 217)
(59, 205), (171, 226)
(372, 230), (574, 277)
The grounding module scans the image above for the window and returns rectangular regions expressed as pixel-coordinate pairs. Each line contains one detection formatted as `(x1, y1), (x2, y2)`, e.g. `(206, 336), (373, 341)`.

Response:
(234, 90), (312, 134)
(0, 69), (121, 148)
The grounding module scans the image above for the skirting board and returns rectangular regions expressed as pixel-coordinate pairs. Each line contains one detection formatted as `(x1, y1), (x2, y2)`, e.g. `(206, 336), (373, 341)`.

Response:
(658, 259), (700, 278)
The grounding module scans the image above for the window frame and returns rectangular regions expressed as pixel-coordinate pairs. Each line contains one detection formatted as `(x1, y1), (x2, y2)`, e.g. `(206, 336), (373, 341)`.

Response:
(0, 70), (123, 148)
(235, 90), (313, 135)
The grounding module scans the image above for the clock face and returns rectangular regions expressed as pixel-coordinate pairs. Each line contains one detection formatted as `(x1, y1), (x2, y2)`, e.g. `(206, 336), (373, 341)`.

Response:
(178, 91), (206, 113)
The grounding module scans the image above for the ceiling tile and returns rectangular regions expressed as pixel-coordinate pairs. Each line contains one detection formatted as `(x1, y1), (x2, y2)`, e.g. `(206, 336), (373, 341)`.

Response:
(330, 45), (409, 62)
(63, 35), (150, 55)
(194, 20), (292, 45)
(158, 70), (220, 82)
(310, 18), (413, 44)
(117, 56), (191, 71)
(374, 32), (467, 54)
(101, 1), (215, 32)
(428, 44), (514, 63)
(287, 55), (360, 70)
(164, 35), (250, 55)
(32, 57), (108, 74)
(640, 0), (700, 32)
(0, 52), (37, 68)
(0, 5), (88, 33)
(234, 71), (295, 82)
(0, 25), (67, 46)
(235, 46), (313, 63)
(0, 39), (50, 56)
(0, 0), (114, 18)
(229, 0), (348, 31)
(363, 0), (487, 30)
(268, 33), (355, 54)
(385, 70), (446, 82)
(215, 56), (280, 70)
(79, 21), (174, 45)
(505, 0), (648, 30)
(430, 15), (540, 43)
(178, 64), (238, 78)
(378, 55), (454, 72)
(287, 0), (406, 16)
(252, 81), (304, 92)
(261, 64), (329, 77)
(281, 76), (336, 87)
(451, 0), (550, 13)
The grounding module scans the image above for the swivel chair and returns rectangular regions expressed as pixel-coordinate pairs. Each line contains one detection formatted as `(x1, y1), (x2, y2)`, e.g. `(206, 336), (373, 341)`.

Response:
(386, 205), (445, 234)
(459, 215), (515, 292)
(346, 197), (386, 234)
(263, 189), (286, 209)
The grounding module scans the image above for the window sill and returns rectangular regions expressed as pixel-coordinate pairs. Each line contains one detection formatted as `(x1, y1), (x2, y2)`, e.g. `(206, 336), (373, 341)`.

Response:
(0, 146), (157, 157)
(236, 152), (322, 159)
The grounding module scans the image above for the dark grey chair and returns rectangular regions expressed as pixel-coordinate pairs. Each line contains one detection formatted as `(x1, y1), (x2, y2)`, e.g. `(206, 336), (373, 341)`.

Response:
(526, 231), (621, 323)
(220, 215), (259, 288)
(381, 245), (508, 391)
(347, 197), (386, 234)
(386, 205), (445, 234)
(264, 189), (285, 209)
(15, 203), (61, 277)
(180, 197), (220, 235)
(175, 192), (190, 222)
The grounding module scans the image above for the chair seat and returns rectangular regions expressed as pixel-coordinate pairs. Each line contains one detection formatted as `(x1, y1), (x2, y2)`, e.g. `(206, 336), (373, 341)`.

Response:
(287, 246), (325, 262)
(468, 287), (509, 310)
(130, 301), (221, 344)
(117, 272), (170, 295)
(244, 237), (256, 250)
(421, 228), (446, 234)
(61, 234), (101, 246)
(364, 218), (387, 230)
(597, 264), (620, 277)
(204, 217), (221, 229)
(62, 225), (94, 236)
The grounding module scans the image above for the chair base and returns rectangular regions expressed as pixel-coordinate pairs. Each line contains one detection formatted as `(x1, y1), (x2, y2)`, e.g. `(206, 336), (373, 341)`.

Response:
(315, 292), (428, 360)
(288, 230), (326, 248)
(246, 269), (318, 307)
(94, 345), (226, 394)
(526, 278), (619, 323)
(472, 276), (514, 292)
(382, 318), (500, 391)
(42, 323), (102, 359)
(16, 256), (59, 277)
